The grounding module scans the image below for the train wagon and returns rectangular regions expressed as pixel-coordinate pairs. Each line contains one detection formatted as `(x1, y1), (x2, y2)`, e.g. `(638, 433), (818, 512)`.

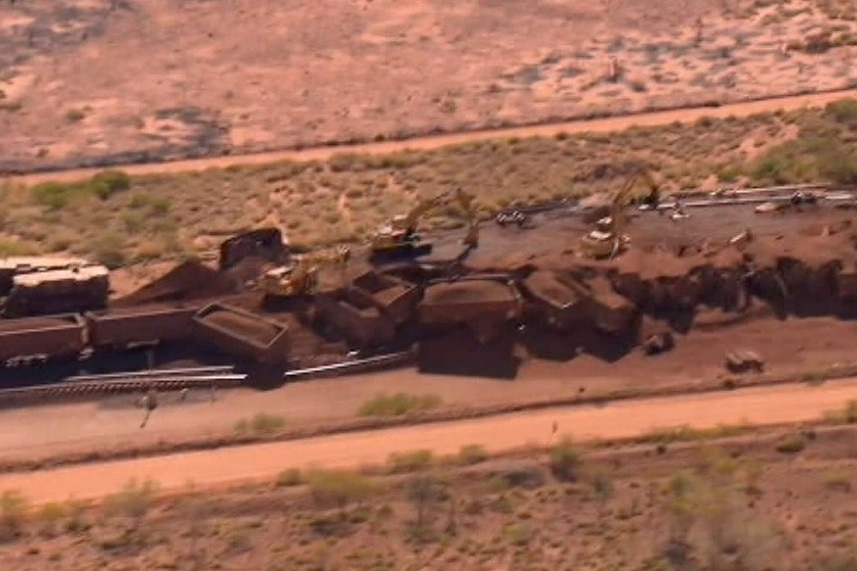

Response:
(85, 305), (199, 349)
(4, 265), (109, 318)
(193, 303), (290, 364)
(0, 313), (87, 363)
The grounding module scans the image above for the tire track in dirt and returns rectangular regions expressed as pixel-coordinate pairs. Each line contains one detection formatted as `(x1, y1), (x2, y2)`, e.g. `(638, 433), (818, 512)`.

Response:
(3, 379), (857, 505)
(8, 89), (857, 186)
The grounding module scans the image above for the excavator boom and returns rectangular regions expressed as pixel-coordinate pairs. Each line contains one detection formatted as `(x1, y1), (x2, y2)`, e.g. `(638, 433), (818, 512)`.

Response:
(581, 166), (660, 259)
(260, 246), (351, 298)
(371, 188), (479, 255)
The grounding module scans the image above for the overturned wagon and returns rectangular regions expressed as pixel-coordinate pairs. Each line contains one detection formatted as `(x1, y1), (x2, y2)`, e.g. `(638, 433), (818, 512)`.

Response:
(193, 303), (289, 364)
(419, 277), (523, 341)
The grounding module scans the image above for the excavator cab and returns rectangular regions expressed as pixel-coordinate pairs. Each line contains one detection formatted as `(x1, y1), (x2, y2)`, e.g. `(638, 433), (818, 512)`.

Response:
(260, 245), (350, 298)
(370, 188), (480, 258)
(580, 168), (660, 260)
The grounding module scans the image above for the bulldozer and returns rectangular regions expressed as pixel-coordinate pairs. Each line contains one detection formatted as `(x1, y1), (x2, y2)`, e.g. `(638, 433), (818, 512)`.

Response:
(370, 188), (479, 258)
(259, 245), (351, 298)
(580, 169), (660, 260)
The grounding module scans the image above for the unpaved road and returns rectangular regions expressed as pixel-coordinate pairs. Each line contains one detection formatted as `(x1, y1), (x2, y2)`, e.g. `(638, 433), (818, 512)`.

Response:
(10, 89), (857, 186)
(3, 379), (857, 505)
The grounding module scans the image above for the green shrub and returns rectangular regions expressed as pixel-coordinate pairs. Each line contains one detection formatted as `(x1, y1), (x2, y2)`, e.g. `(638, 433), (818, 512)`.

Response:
(750, 152), (790, 184)
(845, 400), (857, 423)
(88, 170), (131, 199)
(90, 234), (127, 269)
(103, 478), (158, 523)
(39, 502), (66, 537)
(357, 393), (442, 417)
(65, 108), (86, 122)
(306, 469), (375, 510)
(503, 523), (534, 546)
(549, 438), (583, 482)
(0, 490), (27, 541)
(31, 181), (74, 210)
(825, 98), (857, 124)
(775, 433), (807, 454)
(456, 444), (488, 465)
(235, 413), (286, 436)
(30, 171), (131, 210)
(0, 239), (37, 257)
(276, 468), (303, 487)
(249, 413), (286, 435)
(387, 449), (434, 473)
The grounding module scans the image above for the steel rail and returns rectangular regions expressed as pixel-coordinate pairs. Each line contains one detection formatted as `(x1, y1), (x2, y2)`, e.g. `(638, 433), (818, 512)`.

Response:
(66, 366), (235, 382)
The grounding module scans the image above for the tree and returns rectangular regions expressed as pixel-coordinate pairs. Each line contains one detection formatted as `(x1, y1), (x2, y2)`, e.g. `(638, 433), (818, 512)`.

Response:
(406, 474), (446, 540)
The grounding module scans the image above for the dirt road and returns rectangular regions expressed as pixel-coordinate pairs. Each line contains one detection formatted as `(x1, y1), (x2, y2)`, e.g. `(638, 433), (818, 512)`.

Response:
(10, 89), (857, 186)
(2, 379), (856, 505)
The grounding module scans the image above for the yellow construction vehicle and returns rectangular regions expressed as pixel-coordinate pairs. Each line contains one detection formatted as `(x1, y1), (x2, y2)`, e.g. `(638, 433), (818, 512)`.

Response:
(370, 188), (479, 256)
(580, 169), (659, 260)
(259, 245), (351, 298)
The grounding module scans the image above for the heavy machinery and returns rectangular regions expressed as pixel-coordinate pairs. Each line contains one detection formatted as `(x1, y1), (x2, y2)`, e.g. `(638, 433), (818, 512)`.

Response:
(370, 188), (480, 258)
(580, 169), (660, 260)
(259, 245), (351, 298)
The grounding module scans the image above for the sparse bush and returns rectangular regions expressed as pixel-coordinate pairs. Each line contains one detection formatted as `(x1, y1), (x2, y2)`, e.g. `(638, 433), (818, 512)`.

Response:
(64, 500), (90, 534)
(775, 432), (807, 454)
(845, 400), (857, 423)
(0, 490), (27, 541)
(90, 234), (127, 269)
(0, 239), (37, 257)
(387, 449), (435, 473)
(276, 468), (303, 487)
(250, 413), (286, 434)
(750, 152), (790, 184)
(406, 474), (447, 535)
(306, 469), (375, 511)
(503, 523), (534, 546)
(148, 196), (171, 215)
(357, 393), (442, 417)
(88, 170), (131, 199)
(823, 469), (852, 493)
(825, 98), (857, 124)
(456, 444), (488, 465)
(65, 108), (86, 122)
(38, 502), (66, 537)
(549, 438), (583, 482)
(31, 181), (74, 210)
(30, 171), (131, 211)
(235, 413), (286, 436)
(490, 466), (546, 491)
(103, 478), (158, 528)
(587, 465), (615, 507)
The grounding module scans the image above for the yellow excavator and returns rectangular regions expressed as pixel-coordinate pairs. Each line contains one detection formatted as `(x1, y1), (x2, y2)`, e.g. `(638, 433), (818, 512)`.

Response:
(580, 169), (660, 260)
(259, 245), (351, 298)
(370, 188), (479, 257)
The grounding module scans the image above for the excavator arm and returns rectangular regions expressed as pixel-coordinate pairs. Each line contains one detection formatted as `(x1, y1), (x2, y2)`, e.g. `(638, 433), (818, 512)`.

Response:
(582, 165), (661, 260)
(396, 193), (450, 232)
(372, 188), (479, 254)
(261, 246), (351, 298)
(454, 187), (480, 247)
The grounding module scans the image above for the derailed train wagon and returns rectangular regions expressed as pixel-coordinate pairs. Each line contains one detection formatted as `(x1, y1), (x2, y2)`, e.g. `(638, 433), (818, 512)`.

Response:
(193, 302), (290, 364)
(0, 314), (87, 363)
(85, 305), (199, 350)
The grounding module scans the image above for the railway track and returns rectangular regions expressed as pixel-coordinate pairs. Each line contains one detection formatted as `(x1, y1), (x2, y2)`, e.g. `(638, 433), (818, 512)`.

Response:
(0, 367), (247, 408)
(0, 353), (414, 407)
